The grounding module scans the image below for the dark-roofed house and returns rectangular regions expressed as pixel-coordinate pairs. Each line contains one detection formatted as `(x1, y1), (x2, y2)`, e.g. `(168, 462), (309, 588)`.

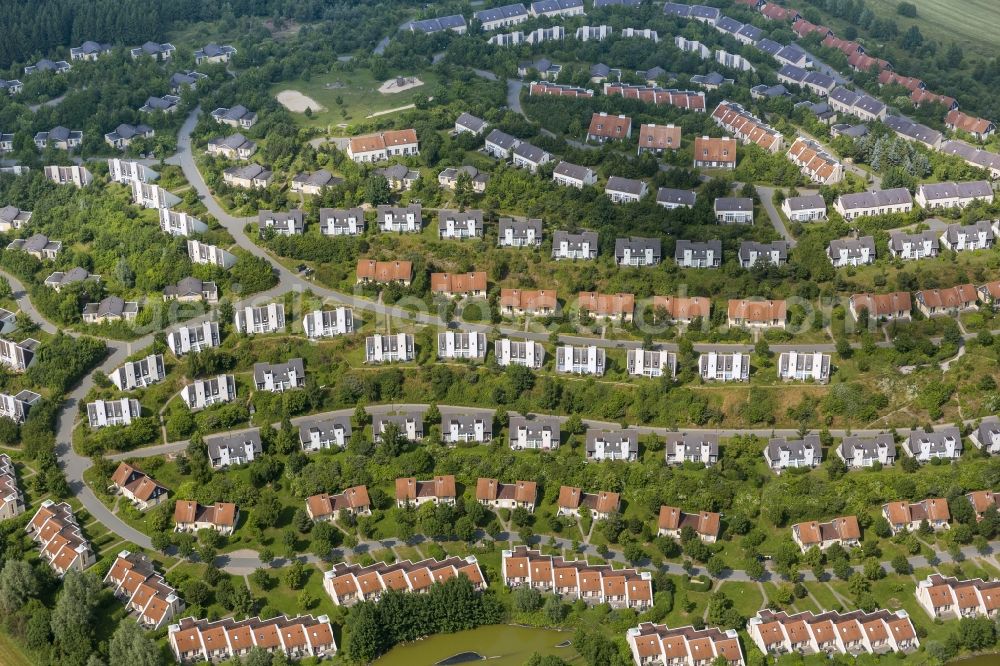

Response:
(884, 114), (942, 149)
(181, 375), (236, 410)
(299, 414), (352, 451)
(34, 126), (83, 150)
(140, 95), (181, 114)
(499, 218), (542, 246)
(223, 164), (273, 189)
(194, 43), (237, 64)
(254, 359), (305, 392)
(167, 322), (220, 356)
(675, 240), (722, 268)
(552, 230), (598, 260)
(889, 230), (938, 260)
(438, 165), (489, 193)
(0, 206), (31, 232)
(207, 133), (256, 159)
(970, 419), (1000, 454)
(605, 176), (647, 203)
(715, 197), (753, 224)
(509, 414), (560, 450)
(777, 351), (831, 383)
(699, 352), (749, 381)
(781, 194), (827, 221)
(211, 105), (257, 129)
(0, 338), (37, 373)
(442, 410), (494, 444)
(104, 123), (154, 150)
(455, 112), (488, 135)
(163, 277), (219, 303)
(320, 208), (364, 236)
(656, 187), (696, 209)
(474, 3), (529, 30)
(303, 307), (353, 339)
(258, 209), (304, 236)
(44, 267), (95, 292)
(512, 141), (552, 172)
(739, 241), (787, 267)
(615, 236), (660, 266)
(916, 181), (993, 209)
(109, 354), (165, 391)
(765, 435), (822, 471)
(905, 427), (962, 462)
(169, 71), (207, 93)
(941, 140), (1000, 179)
(664, 433), (718, 466)
(24, 59), (71, 75)
(7, 233), (61, 260)
(405, 15), (468, 34)
(207, 429), (262, 468)
(131, 42), (175, 60)
(83, 296), (139, 324)
(484, 129), (520, 159)
(87, 398), (142, 428)
(291, 170), (339, 195)
(941, 219), (996, 252)
(827, 236), (876, 267)
(438, 332), (488, 360)
(438, 209), (484, 239)
(837, 434), (896, 468)
(586, 428), (638, 461)
(552, 161), (597, 188)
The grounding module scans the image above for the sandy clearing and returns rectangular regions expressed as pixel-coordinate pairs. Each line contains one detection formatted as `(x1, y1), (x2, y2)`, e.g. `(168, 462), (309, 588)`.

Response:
(276, 89), (326, 113)
(366, 103), (416, 119)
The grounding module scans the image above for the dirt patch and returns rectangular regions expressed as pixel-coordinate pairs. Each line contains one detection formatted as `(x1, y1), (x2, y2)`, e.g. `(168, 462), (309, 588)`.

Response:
(275, 90), (326, 113)
(378, 76), (424, 94)
(366, 103), (416, 119)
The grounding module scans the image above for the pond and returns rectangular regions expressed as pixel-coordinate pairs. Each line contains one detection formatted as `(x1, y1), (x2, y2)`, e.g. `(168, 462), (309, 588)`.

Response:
(374, 625), (577, 666)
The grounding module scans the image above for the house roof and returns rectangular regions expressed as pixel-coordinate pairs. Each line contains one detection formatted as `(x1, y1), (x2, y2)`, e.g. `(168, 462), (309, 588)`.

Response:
(588, 112), (631, 138)
(653, 296), (710, 320)
(693, 136), (736, 164)
(946, 110), (994, 135)
(728, 299), (786, 322)
(578, 291), (635, 316)
(430, 272), (487, 294)
(356, 259), (412, 282)
(850, 291), (911, 317)
(500, 288), (557, 311)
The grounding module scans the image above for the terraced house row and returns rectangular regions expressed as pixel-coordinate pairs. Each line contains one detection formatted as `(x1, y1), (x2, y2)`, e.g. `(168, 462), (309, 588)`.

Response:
(502, 546), (653, 609)
(747, 608), (919, 656)
(322, 555), (485, 606)
(0, 453), (25, 519)
(25, 500), (95, 576)
(168, 613), (336, 662)
(627, 621), (744, 666)
(104, 550), (185, 629)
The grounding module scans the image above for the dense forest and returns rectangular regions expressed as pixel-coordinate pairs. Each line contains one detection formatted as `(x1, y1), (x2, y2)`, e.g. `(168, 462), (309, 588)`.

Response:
(0, 0), (425, 70)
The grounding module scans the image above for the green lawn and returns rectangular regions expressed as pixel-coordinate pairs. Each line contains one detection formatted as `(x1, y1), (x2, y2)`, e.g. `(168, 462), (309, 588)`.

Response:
(867, 0), (1000, 60)
(0, 630), (31, 666)
(269, 67), (441, 130)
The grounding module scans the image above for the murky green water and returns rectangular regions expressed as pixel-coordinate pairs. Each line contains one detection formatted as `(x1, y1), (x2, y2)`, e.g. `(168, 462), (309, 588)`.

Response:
(374, 625), (577, 666)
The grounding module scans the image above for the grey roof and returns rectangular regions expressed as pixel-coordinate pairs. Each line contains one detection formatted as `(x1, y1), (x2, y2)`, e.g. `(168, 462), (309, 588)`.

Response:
(940, 140), (1000, 172)
(10, 233), (60, 255)
(45, 267), (91, 287)
(207, 429), (262, 461)
(84, 296), (138, 318)
(884, 115), (942, 146)
(689, 5), (720, 20)
(675, 239), (721, 259)
(662, 2), (691, 17)
(142, 95), (180, 111)
(755, 38), (783, 56)
(905, 427), (962, 456)
(778, 351), (830, 376)
(513, 141), (548, 164)
(211, 132), (254, 151)
(665, 432), (719, 458)
(136, 42), (173, 55)
(975, 420), (1000, 448)
(776, 44), (807, 63)
(739, 240), (788, 263)
(692, 72), (729, 86)
(657, 188), (697, 206)
(321, 207), (364, 229)
(298, 414), (352, 445)
(225, 164), (272, 181)
(778, 64), (807, 82)
(508, 414), (560, 442)
(714, 197), (753, 212)
(475, 3), (528, 23)
(499, 217), (542, 237)
(164, 277), (215, 299)
(293, 169), (338, 188)
(751, 84), (788, 98)
(73, 41), (111, 55)
(456, 112), (487, 133)
(443, 411), (494, 437)
(212, 105), (256, 123)
(736, 24), (763, 42)
(716, 17), (743, 33)
(438, 209), (484, 232)
(374, 412), (425, 436)
(615, 236), (661, 260)
(197, 43), (236, 58)
(48, 126), (72, 141)
(253, 358), (304, 385)
(766, 434), (822, 464)
(585, 428), (638, 456)
(943, 220), (994, 244)
(594, 0), (640, 5)
(839, 435), (895, 459)
(407, 14), (468, 33)
(784, 194), (826, 212)
(531, 0), (583, 13)
(109, 123), (153, 140)
(803, 71), (836, 90)
(553, 161), (593, 181)
(258, 209), (304, 233)
(918, 180), (993, 202)
(590, 63), (610, 77)
(606, 176), (645, 196)
(485, 129), (519, 150)
(828, 236), (876, 258)
(838, 188), (912, 210)
(170, 71), (205, 88)
(889, 229), (938, 252)
(552, 230), (598, 251)
(831, 123), (869, 138)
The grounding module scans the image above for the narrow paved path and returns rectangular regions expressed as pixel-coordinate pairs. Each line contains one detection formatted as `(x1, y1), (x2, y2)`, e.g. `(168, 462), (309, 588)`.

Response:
(755, 185), (797, 247)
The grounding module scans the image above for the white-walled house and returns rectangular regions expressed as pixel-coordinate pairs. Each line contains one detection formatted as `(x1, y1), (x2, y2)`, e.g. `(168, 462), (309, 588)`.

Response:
(777, 351), (831, 383)
(585, 428), (638, 462)
(837, 435), (896, 468)
(438, 332), (487, 360)
(627, 349), (677, 377)
(234, 303), (285, 334)
(180, 375), (236, 410)
(555, 345), (605, 375)
(495, 339), (544, 368)
(303, 308), (354, 338)
(905, 427), (962, 462)
(765, 435), (822, 472)
(365, 334), (415, 363)
(698, 352), (749, 381)
(508, 414), (560, 450)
